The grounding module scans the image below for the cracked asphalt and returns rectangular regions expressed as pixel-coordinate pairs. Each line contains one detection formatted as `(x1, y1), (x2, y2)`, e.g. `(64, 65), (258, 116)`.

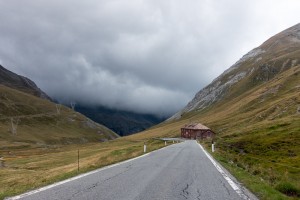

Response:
(14, 140), (255, 200)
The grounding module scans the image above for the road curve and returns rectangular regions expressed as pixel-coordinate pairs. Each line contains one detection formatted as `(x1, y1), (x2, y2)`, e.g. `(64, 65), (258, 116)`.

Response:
(8, 140), (256, 200)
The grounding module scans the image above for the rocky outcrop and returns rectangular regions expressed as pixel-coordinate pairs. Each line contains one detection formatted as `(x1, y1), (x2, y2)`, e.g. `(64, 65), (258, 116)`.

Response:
(169, 23), (300, 120)
(0, 65), (51, 100)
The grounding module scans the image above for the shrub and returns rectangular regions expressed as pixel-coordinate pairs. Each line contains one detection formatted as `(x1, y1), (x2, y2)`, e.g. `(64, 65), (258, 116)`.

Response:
(251, 168), (261, 175)
(275, 182), (300, 197)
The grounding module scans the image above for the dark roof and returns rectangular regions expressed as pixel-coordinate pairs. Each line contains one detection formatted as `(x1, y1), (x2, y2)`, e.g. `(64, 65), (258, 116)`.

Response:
(182, 123), (210, 130)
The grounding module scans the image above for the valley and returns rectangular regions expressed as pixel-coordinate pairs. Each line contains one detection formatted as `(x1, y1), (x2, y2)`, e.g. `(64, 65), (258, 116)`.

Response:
(75, 105), (165, 136)
(1, 23), (300, 200)
(0, 85), (118, 147)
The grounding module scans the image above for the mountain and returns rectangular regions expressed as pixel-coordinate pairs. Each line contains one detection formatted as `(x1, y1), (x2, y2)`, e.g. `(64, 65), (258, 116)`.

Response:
(170, 23), (300, 120)
(0, 65), (51, 100)
(140, 23), (300, 199)
(75, 105), (165, 136)
(0, 65), (118, 147)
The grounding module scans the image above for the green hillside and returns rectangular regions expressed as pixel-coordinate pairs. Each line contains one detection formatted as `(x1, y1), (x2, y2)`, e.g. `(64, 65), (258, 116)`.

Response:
(0, 84), (118, 148)
(134, 25), (300, 199)
(1, 24), (299, 200)
(133, 65), (299, 200)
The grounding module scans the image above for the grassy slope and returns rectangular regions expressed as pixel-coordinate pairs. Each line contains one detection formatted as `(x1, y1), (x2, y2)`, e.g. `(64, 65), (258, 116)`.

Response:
(1, 67), (299, 199)
(138, 65), (300, 199)
(0, 85), (167, 199)
(0, 138), (168, 199)
(0, 84), (118, 148)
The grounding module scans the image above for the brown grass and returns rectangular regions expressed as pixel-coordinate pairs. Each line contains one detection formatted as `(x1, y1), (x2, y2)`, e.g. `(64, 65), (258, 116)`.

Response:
(0, 66), (299, 199)
(0, 138), (170, 199)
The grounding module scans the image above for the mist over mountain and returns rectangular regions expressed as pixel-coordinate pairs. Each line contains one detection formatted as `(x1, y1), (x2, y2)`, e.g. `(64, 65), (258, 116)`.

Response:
(75, 105), (166, 136)
(1, 1), (300, 118)
(0, 65), (118, 144)
(0, 64), (165, 136)
(1, 1), (299, 198)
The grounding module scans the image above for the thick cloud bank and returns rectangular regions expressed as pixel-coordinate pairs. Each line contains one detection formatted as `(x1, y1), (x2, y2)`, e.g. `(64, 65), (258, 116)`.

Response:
(0, 0), (299, 116)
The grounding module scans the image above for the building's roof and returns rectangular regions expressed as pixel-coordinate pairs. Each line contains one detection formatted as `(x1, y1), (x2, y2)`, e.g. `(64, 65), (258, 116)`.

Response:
(182, 123), (210, 130)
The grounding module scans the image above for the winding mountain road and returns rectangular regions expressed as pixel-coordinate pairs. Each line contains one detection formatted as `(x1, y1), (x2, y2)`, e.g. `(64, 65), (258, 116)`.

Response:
(8, 140), (256, 200)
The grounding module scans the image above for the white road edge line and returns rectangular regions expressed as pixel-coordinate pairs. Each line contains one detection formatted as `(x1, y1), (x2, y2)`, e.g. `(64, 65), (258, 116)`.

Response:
(6, 143), (177, 200)
(197, 143), (250, 200)
(6, 155), (148, 200)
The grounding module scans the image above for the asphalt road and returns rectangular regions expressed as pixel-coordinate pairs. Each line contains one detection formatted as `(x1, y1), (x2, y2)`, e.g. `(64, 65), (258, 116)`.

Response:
(8, 140), (256, 200)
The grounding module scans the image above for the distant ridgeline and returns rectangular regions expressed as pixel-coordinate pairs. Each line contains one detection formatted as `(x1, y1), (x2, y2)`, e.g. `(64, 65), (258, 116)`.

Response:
(165, 24), (300, 199)
(0, 64), (118, 145)
(0, 65), (51, 100)
(170, 23), (300, 120)
(75, 105), (166, 136)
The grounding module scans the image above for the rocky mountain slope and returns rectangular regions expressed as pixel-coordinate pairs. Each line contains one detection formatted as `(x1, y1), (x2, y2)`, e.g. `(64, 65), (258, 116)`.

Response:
(0, 65), (51, 100)
(170, 23), (300, 120)
(0, 65), (118, 147)
(147, 23), (300, 199)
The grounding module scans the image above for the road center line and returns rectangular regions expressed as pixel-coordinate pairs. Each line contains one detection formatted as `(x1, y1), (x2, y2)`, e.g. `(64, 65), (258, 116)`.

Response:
(197, 143), (250, 200)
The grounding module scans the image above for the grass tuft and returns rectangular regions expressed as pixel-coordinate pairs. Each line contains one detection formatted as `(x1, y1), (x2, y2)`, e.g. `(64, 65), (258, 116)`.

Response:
(275, 182), (300, 197)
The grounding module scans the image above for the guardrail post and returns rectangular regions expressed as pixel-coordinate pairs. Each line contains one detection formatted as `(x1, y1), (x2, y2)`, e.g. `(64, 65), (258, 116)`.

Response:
(144, 142), (147, 153)
(77, 149), (80, 172)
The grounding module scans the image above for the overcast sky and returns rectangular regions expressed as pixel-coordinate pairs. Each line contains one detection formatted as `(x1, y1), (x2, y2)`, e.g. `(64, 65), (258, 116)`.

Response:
(0, 0), (299, 116)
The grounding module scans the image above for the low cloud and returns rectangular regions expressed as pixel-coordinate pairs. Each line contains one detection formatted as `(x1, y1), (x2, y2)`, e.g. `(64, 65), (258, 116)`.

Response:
(0, 0), (300, 116)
